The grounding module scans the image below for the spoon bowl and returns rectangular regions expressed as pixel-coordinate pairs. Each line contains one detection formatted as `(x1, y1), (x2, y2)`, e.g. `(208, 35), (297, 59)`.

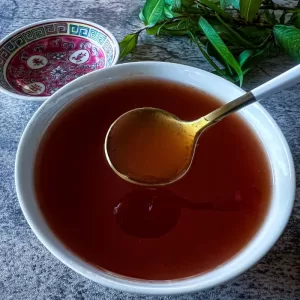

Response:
(105, 107), (201, 185)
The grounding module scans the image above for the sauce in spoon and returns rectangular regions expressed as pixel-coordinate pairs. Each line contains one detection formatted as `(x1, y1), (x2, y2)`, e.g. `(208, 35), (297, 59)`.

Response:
(105, 108), (199, 185)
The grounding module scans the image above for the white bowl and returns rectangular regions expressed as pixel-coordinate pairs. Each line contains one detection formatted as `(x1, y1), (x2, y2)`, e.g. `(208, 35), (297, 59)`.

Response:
(15, 62), (295, 295)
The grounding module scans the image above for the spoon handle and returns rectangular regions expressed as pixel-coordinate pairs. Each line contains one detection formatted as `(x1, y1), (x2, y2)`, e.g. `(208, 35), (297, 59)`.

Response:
(252, 64), (300, 100)
(203, 91), (255, 124)
(202, 64), (300, 126)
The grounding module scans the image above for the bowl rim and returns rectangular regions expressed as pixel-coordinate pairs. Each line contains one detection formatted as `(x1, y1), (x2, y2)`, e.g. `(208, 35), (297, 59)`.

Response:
(15, 61), (296, 295)
(0, 18), (120, 101)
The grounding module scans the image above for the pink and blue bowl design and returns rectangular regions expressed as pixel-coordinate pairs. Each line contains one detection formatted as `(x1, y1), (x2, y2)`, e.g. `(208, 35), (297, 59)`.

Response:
(0, 18), (120, 100)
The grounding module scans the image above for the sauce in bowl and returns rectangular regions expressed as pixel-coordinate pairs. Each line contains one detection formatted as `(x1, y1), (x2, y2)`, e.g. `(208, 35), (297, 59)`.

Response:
(35, 79), (271, 280)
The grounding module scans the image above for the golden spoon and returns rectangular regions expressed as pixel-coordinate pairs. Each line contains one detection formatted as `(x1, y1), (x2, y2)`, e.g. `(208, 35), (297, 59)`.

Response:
(105, 65), (300, 186)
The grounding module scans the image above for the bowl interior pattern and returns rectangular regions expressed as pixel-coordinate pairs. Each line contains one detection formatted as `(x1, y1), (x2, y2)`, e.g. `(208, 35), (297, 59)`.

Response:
(0, 21), (118, 97)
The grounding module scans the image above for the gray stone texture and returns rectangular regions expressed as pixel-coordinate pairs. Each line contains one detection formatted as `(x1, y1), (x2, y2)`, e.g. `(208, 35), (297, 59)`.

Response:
(0, 0), (300, 299)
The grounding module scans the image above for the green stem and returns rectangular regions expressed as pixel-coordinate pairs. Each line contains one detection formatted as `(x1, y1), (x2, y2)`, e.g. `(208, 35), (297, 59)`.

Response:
(255, 33), (272, 48)
(215, 14), (255, 48)
(225, 5), (297, 11)
(189, 31), (223, 73)
(196, 0), (233, 21)
(136, 26), (149, 34)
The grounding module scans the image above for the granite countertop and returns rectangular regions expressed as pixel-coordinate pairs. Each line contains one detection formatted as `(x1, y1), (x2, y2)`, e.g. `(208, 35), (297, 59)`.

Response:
(1, 0), (300, 299)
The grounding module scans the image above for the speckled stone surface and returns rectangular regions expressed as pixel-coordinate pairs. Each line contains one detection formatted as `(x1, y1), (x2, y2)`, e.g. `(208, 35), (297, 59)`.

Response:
(1, 0), (300, 299)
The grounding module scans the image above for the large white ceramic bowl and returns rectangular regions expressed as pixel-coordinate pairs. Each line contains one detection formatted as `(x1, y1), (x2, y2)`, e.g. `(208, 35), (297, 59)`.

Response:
(15, 62), (295, 295)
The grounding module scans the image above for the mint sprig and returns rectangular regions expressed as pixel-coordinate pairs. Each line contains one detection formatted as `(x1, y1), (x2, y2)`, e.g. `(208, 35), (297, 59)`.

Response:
(119, 0), (300, 85)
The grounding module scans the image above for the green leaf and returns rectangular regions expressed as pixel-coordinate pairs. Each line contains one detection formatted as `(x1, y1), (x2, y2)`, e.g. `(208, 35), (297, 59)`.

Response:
(142, 0), (165, 27)
(119, 33), (139, 59)
(240, 0), (263, 21)
(139, 11), (146, 23)
(214, 29), (238, 44)
(238, 26), (270, 37)
(210, 24), (235, 43)
(238, 26), (271, 45)
(263, 9), (278, 25)
(181, 0), (195, 6)
(289, 13), (300, 29)
(181, 6), (207, 14)
(146, 19), (190, 35)
(206, 41), (226, 67)
(273, 25), (300, 62)
(146, 25), (161, 35)
(163, 5), (182, 18)
(232, 0), (240, 9)
(238, 47), (267, 70)
(165, 0), (181, 9)
(243, 48), (268, 68)
(220, 0), (240, 10)
(164, 6), (174, 18)
(207, 41), (235, 75)
(189, 31), (223, 74)
(238, 49), (254, 67)
(199, 0), (233, 21)
(198, 17), (243, 85)
(146, 21), (167, 35)
(207, 41), (232, 67)
(215, 14), (254, 47)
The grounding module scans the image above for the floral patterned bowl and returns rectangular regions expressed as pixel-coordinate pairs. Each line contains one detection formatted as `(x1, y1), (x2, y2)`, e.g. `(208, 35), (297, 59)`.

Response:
(0, 18), (119, 100)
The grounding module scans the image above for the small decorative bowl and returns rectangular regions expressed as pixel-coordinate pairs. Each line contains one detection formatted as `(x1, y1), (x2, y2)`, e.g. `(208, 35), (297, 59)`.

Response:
(0, 18), (119, 100)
